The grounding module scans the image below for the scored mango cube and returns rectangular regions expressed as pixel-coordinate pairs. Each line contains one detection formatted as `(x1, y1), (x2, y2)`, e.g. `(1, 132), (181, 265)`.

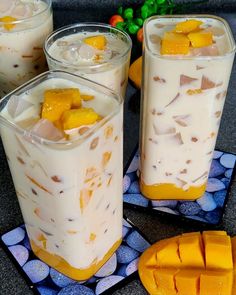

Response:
(41, 88), (81, 122)
(175, 19), (203, 34)
(188, 31), (213, 48)
(61, 108), (99, 130)
(83, 35), (107, 50)
(161, 32), (190, 55)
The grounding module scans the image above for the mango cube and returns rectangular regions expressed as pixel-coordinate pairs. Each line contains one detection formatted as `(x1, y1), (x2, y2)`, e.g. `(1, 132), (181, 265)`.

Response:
(154, 269), (178, 294)
(83, 35), (107, 50)
(179, 235), (205, 268)
(175, 19), (203, 34)
(61, 108), (98, 130)
(81, 94), (95, 101)
(188, 31), (213, 48)
(41, 88), (81, 122)
(0, 16), (17, 31)
(204, 235), (233, 270)
(175, 270), (201, 295)
(156, 239), (181, 267)
(161, 32), (190, 55)
(200, 271), (233, 295)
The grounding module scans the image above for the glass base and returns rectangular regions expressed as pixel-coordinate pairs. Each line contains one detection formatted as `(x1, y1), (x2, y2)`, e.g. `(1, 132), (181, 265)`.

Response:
(30, 238), (122, 281)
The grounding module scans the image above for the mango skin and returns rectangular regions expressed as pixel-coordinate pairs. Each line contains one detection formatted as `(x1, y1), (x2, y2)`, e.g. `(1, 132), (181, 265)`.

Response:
(138, 231), (235, 295)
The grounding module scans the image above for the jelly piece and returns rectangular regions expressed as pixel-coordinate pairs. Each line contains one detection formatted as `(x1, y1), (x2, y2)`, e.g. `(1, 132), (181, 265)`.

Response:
(188, 31), (213, 48)
(61, 108), (98, 130)
(0, 15), (17, 31)
(175, 19), (203, 34)
(83, 35), (107, 50)
(41, 88), (81, 122)
(204, 235), (233, 269)
(179, 235), (205, 268)
(175, 270), (201, 295)
(199, 270), (233, 295)
(161, 32), (190, 55)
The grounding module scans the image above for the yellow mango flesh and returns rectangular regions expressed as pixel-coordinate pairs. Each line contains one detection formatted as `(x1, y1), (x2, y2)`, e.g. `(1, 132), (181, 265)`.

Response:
(128, 56), (142, 89)
(0, 16), (17, 31)
(140, 180), (206, 200)
(41, 88), (81, 122)
(61, 108), (98, 130)
(188, 31), (213, 48)
(138, 231), (236, 295)
(83, 35), (107, 50)
(161, 32), (190, 55)
(175, 19), (203, 34)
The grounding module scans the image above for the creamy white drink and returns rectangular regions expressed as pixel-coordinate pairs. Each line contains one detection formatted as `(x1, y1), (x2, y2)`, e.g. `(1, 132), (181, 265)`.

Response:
(45, 23), (132, 97)
(0, 71), (123, 280)
(0, 0), (53, 97)
(140, 16), (235, 200)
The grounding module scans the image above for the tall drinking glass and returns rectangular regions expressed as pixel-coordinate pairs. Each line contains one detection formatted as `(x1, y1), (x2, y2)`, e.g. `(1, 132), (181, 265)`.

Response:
(0, 70), (123, 280)
(140, 15), (235, 200)
(0, 0), (53, 97)
(44, 23), (132, 97)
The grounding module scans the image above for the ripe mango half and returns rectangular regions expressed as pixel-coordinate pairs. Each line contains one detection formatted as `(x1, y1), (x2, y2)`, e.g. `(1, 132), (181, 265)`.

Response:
(138, 231), (236, 295)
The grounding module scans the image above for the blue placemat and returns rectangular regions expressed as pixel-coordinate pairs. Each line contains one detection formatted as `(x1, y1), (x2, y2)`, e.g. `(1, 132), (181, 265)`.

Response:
(1, 218), (150, 295)
(123, 148), (236, 225)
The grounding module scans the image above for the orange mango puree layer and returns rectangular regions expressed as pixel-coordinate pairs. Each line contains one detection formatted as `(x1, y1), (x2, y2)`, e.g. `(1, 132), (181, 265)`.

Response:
(140, 179), (206, 200)
(30, 238), (122, 280)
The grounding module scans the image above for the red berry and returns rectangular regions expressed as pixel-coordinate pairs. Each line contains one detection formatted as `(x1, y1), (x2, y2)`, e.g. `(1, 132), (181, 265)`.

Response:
(109, 15), (124, 27)
(137, 27), (143, 42)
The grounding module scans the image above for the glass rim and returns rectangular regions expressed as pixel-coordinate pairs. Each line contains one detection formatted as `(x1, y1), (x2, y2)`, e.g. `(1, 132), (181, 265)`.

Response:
(144, 14), (236, 60)
(44, 22), (132, 71)
(0, 70), (123, 148)
(0, 0), (52, 27)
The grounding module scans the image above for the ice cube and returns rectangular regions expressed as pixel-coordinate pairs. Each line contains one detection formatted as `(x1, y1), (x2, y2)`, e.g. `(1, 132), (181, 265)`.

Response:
(62, 44), (80, 62)
(30, 119), (64, 141)
(0, 0), (14, 14)
(102, 49), (112, 61)
(204, 27), (225, 37)
(7, 95), (33, 118)
(78, 43), (96, 60)
(11, 3), (31, 18)
(191, 45), (219, 57)
(149, 34), (161, 44)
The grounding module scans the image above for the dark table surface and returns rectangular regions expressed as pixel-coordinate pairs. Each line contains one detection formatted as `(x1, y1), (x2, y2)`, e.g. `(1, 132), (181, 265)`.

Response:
(0, 2), (236, 294)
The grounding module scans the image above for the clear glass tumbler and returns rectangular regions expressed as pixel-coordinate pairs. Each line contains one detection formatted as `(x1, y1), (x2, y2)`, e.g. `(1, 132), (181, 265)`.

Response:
(0, 70), (123, 280)
(44, 23), (132, 98)
(0, 0), (53, 97)
(140, 15), (235, 200)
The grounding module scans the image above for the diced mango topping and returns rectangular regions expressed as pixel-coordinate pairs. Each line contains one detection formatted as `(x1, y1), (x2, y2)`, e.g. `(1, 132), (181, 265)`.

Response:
(61, 108), (98, 130)
(175, 19), (203, 34)
(83, 35), (107, 50)
(161, 32), (190, 55)
(160, 19), (214, 55)
(41, 88), (81, 122)
(188, 31), (213, 48)
(139, 231), (236, 295)
(0, 16), (17, 31)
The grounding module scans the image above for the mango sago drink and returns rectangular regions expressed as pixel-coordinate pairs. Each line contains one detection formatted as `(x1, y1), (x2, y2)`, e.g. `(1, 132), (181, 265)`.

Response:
(0, 0), (53, 97)
(44, 23), (132, 97)
(0, 70), (123, 280)
(140, 16), (235, 200)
